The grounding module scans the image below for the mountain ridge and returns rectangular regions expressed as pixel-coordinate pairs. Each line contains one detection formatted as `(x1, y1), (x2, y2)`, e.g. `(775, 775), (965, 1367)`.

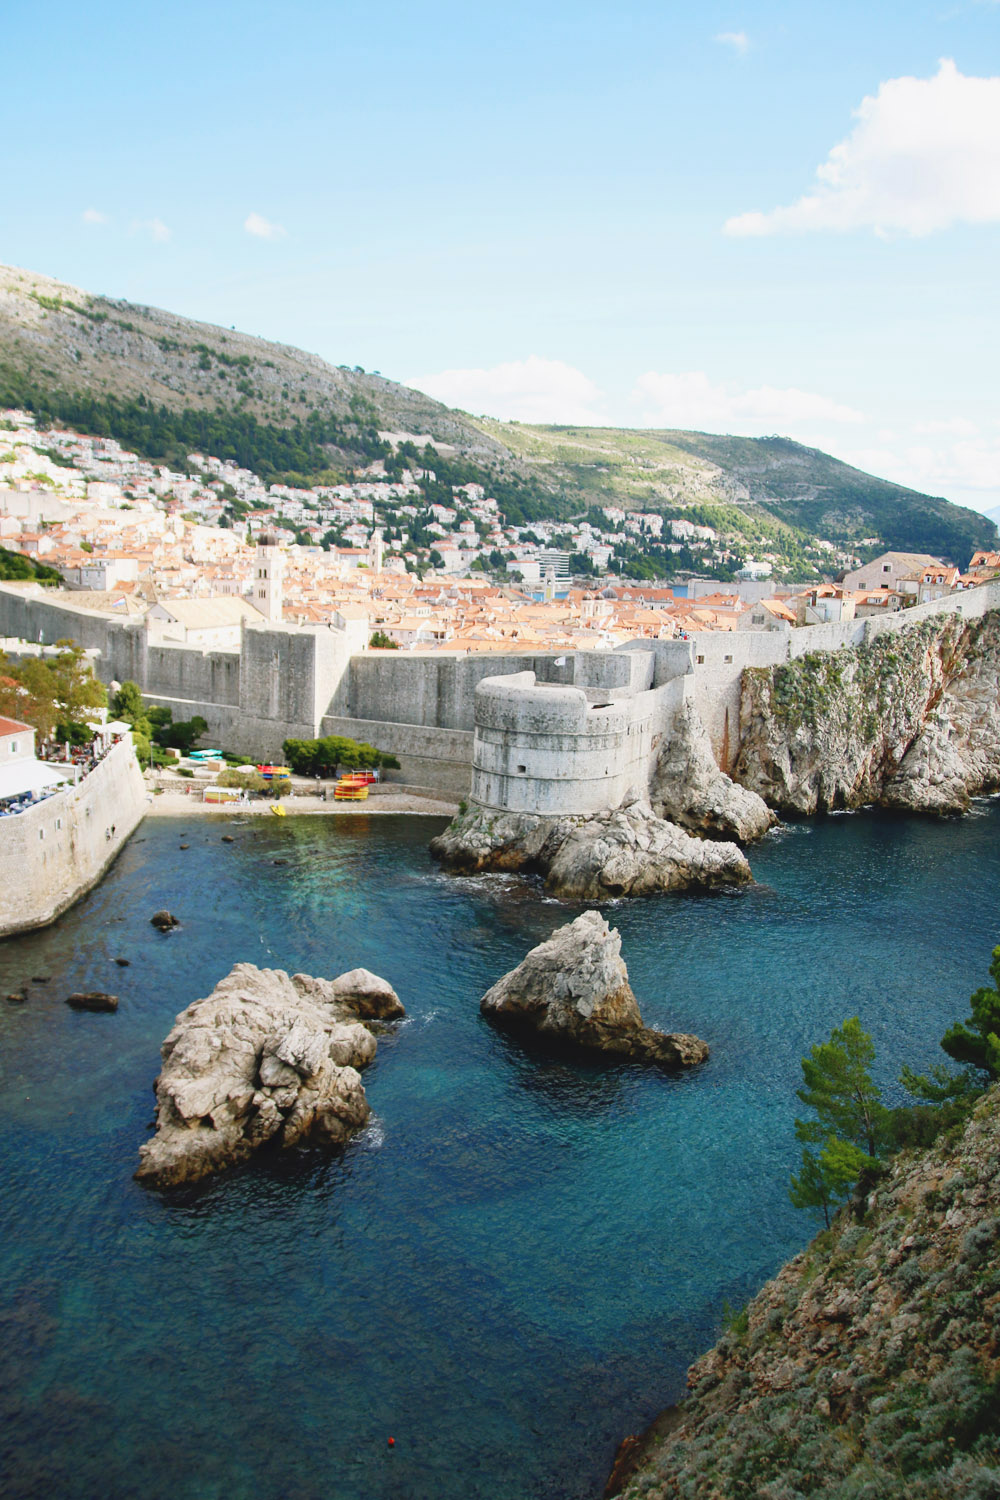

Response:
(0, 261), (994, 562)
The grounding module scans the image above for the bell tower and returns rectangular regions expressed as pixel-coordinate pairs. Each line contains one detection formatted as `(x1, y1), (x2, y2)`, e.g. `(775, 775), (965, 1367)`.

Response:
(255, 531), (284, 624)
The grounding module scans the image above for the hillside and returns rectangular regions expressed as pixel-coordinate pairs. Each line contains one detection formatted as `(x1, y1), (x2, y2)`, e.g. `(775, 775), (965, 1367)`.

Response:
(0, 262), (994, 562)
(610, 1083), (1000, 1500)
(471, 419), (997, 563)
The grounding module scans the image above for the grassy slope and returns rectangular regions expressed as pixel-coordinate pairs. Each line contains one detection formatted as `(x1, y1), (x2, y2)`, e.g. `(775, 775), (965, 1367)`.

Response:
(474, 420), (997, 563)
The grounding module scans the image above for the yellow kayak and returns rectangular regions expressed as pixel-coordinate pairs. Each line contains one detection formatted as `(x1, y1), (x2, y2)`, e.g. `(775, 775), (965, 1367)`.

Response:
(270, 803), (286, 817)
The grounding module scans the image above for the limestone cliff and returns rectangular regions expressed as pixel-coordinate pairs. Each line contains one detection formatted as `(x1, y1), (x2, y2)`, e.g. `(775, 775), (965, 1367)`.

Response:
(430, 799), (752, 899)
(734, 610), (1000, 815)
(611, 1085), (1000, 1499)
(649, 701), (775, 840)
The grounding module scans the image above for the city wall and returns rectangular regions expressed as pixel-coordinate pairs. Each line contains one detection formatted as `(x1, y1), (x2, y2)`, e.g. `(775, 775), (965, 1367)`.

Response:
(2, 578), (999, 794)
(0, 737), (148, 938)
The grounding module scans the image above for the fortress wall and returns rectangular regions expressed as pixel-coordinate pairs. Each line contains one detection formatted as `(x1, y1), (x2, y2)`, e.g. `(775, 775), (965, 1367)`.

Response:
(0, 584), (119, 654)
(0, 737), (147, 938)
(342, 652), (565, 732)
(4, 579), (998, 782)
(341, 649), (656, 733)
(470, 672), (663, 816)
(142, 640), (242, 706)
(320, 715), (474, 798)
(684, 632), (788, 769)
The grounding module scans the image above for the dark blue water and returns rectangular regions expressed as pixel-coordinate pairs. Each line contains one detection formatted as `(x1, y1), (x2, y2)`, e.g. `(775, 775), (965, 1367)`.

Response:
(1, 805), (998, 1500)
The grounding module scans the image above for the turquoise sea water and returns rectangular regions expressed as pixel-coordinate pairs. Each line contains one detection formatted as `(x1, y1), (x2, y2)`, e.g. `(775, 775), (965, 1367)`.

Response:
(0, 805), (998, 1500)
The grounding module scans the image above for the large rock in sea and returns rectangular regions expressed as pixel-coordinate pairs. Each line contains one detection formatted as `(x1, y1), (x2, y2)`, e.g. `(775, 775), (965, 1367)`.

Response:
(430, 799), (752, 899)
(480, 911), (708, 1067)
(135, 963), (404, 1188)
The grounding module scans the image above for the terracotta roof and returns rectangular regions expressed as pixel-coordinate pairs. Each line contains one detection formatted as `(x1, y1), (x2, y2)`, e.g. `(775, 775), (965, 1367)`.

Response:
(0, 715), (32, 736)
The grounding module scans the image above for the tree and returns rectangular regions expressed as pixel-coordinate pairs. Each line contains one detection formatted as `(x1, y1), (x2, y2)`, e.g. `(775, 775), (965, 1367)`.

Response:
(369, 630), (398, 649)
(789, 1136), (870, 1229)
(0, 643), (106, 740)
(111, 680), (146, 722)
(155, 715), (208, 753)
(940, 945), (1000, 1080)
(795, 1016), (887, 1159)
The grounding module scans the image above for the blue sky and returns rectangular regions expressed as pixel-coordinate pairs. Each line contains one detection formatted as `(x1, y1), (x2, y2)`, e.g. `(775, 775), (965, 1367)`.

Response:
(2, 0), (999, 516)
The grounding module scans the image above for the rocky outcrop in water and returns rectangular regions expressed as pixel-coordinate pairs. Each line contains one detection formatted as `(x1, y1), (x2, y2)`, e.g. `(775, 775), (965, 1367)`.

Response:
(734, 610), (1000, 816)
(135, 963), (404, 1188)
(480, 911), (708, 1066)
(66, 991), (117, 1012)
(610, 1083), (1000, 1500)
(650, 700), (776, 839)
(430, 799), (752, 899)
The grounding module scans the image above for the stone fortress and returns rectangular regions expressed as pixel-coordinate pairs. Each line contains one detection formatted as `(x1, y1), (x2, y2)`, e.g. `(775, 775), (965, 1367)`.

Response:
(2, 572), (999, 819)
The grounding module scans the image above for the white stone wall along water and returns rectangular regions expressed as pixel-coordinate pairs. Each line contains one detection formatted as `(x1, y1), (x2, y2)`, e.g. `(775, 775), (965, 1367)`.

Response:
(0, 738), (147, 938)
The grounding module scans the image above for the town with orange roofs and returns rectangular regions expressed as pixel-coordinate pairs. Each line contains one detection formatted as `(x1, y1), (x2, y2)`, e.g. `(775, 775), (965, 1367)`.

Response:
(3, 408), (998, 653)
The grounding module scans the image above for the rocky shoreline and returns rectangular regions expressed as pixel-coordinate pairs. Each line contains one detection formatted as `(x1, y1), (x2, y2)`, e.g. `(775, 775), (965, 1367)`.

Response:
(607, 1083), (1000, 1499)
(430, 799), (754, 898)
(736, 610), (1000, 816)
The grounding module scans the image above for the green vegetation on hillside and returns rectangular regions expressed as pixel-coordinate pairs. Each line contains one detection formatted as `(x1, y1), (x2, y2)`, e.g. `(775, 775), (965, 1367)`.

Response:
(0, 366), (389, 484)
(3, 264), (995, 562)
(476, 419), (996, 564)
(0, 545), (62, 586)
(666, 431), (996, 562)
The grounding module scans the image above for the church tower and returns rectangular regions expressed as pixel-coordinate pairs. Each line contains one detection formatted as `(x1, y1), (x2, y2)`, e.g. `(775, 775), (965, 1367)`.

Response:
(255, 532), (284, 624)
(368, 527), (384, 575)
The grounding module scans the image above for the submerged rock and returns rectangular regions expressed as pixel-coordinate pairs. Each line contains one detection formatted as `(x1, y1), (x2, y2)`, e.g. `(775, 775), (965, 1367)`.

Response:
(431, 799), (751, 899)
(135, 962), (404, 1189)
(480, 911), (708, 1067)
(66, 991), (118, 1012)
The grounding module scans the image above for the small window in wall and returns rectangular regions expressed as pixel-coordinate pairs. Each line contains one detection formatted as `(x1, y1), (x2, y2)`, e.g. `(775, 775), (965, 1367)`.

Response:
(724, 654), (733, 663)
(39, 828), (45, 841)
(517, 764), (526, 773)
(696, 654), (705, 665)
(882, 563), (891, 572)
(56, 817), (62, 830)
(9, 741), (17, 753)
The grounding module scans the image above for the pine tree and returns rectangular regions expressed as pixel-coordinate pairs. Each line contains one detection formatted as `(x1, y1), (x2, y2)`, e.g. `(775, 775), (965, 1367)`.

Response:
(795, 1016), (887, 1159)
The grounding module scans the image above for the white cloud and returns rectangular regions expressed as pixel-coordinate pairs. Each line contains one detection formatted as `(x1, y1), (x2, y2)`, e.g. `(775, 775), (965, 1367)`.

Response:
(244, 211), (287, 240)
(81, 208), (107, 225)
(131, 217), (171, 243)
(912, 416), (979, 437)
(411, 356), (606, 423)
(631, 370), (864, 433)
(844, 433), (1000, 498)
(725, 59), (1000, 236)
(715, 31), (749, 53)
